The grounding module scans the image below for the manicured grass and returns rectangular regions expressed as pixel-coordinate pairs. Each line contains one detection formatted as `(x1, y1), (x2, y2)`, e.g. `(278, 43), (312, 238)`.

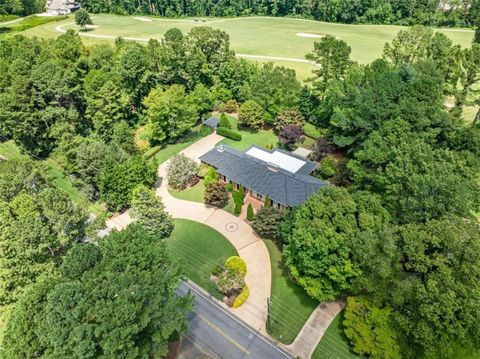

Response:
(166, 219), (238, 296)
(264, 239), (318, 344)
(151, 125), (212, 164)
(17, 15), (473, 79)
(220, 115), (278, 151)
(0, 15), (67, 33)
(0, 140), (105, 216)
(312, 310), (360, 359)
(168, 179), (237, 215)
(170, 179), (206, 202)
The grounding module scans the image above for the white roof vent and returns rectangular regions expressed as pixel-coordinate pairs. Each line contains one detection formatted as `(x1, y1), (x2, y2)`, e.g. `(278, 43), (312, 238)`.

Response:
(267, 162), (279, 172)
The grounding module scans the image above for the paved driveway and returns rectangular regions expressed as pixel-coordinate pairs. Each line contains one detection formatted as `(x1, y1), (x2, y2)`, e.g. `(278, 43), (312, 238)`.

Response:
(106, 133), (272, 334)
(157, 133), (272, 333)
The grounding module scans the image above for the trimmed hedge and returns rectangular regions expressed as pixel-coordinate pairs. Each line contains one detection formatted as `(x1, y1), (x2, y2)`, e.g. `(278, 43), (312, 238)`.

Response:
(142, 145), (162, 160)
(233, 285), (250, 308)
(225, 256), (247, 276)
(217, 127), (242, 141)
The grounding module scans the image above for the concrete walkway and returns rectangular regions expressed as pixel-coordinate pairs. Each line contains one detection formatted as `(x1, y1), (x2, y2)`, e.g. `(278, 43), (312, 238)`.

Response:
(286, 299), (345, 359)
(106, 133), (271, 334)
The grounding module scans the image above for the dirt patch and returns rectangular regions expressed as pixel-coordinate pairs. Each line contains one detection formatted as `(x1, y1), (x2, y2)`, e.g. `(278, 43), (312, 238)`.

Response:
(296, 32), (324, 38)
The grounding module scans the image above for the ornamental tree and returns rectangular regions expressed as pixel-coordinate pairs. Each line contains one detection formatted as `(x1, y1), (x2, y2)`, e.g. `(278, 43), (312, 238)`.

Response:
(167, 153), (198, 190)
(204, 181), (229, 207)
(131, 185), (174, 239)
(279, 124), (304, 150)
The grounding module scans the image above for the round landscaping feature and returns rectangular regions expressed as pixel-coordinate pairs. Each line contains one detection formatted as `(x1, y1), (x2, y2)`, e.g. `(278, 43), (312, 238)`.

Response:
(225, 222), (238, 232)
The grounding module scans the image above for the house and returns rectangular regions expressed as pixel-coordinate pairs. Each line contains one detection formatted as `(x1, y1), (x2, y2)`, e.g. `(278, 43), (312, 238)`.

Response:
(199, 144), (328, 209)
(45, 0), (80, 15)
(202, 117), (220, 130)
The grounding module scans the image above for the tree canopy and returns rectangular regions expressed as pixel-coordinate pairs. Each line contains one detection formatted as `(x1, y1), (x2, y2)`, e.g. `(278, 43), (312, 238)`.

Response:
(2, 224), (192, 358)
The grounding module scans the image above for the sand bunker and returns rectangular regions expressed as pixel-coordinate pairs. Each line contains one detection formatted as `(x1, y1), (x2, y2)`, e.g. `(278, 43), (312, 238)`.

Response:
(134, 17), (152, 22)
(296, 32), (324, 38)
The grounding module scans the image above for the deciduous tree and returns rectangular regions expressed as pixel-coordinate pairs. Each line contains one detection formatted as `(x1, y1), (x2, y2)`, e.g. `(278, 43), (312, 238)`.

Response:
(282, 187), (389, 302)
(144, 85), (198, 144)
(238, 100), (264, 130)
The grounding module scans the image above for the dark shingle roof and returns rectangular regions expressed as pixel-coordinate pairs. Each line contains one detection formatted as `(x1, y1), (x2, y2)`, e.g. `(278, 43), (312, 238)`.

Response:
(199, 145), (328, 207)
(203, 117), (220, 128)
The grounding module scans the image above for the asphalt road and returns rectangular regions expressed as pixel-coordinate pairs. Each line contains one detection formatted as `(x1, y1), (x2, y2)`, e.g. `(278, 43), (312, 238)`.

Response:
(177, 281), (293, 359)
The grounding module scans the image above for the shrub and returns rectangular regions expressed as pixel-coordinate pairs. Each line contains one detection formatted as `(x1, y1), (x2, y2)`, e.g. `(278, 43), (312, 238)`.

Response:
(204, 167), (219, 186)
(225, 99), (238, 113)
(211, 263), (224, 277)
(264, 196), (270, 206)
(225, 256), (247, 276)
(219, 113), (231, 129)
(232, 190), (244, 205)
(142, 146), (162, 160)
(167, 154), (198, 190)
(233, 285), (249, 308)
(318, 157), (336, 179)
(197, 163), (212, 178)
(234, 202), (242, 215)
(238, 100), (264, 130)
(204, 182), (229, 207)
(303, 123), (325, 139)
(252, 206), (285, 239)
(216, 268), (245, 296)
(226, 182), (233, 192)
(216, 127), (242, 141)
(213, 101), (226, 113)
(239, 185), (245, 198)
(247, 204), (254, 221)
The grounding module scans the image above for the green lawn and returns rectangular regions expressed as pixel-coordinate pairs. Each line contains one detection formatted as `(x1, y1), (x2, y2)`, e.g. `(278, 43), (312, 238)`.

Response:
(220, 115), (278, 151)
(0, 140), (105, 216)
(150, 125), (212, 164)
(312, 310), (360, 359)
(264, 239), (318, 344)
(17, 15), (474, 81)
(170, 179), (206, 202)
(168, 179), (237, 215)
(166, 219), (238, 296)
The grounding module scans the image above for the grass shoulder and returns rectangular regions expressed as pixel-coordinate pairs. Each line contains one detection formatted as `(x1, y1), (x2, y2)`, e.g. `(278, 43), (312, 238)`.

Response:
(264, 239), (318, 344)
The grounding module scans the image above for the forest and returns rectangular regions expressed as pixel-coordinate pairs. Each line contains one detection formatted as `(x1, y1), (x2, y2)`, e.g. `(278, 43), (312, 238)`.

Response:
(2, 0), (480, 28)
(0, 20), (479, 358)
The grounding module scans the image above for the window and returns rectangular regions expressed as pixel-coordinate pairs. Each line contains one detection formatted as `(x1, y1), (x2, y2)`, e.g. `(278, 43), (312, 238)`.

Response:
(253, 191), (263, 200)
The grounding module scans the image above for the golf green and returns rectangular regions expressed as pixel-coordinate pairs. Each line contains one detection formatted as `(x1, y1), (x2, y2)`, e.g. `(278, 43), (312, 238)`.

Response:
(18, 15), (474, 81)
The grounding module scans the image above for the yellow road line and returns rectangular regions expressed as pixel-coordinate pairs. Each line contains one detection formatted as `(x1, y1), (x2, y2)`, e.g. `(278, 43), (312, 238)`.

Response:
(195, 312), (251, 355)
